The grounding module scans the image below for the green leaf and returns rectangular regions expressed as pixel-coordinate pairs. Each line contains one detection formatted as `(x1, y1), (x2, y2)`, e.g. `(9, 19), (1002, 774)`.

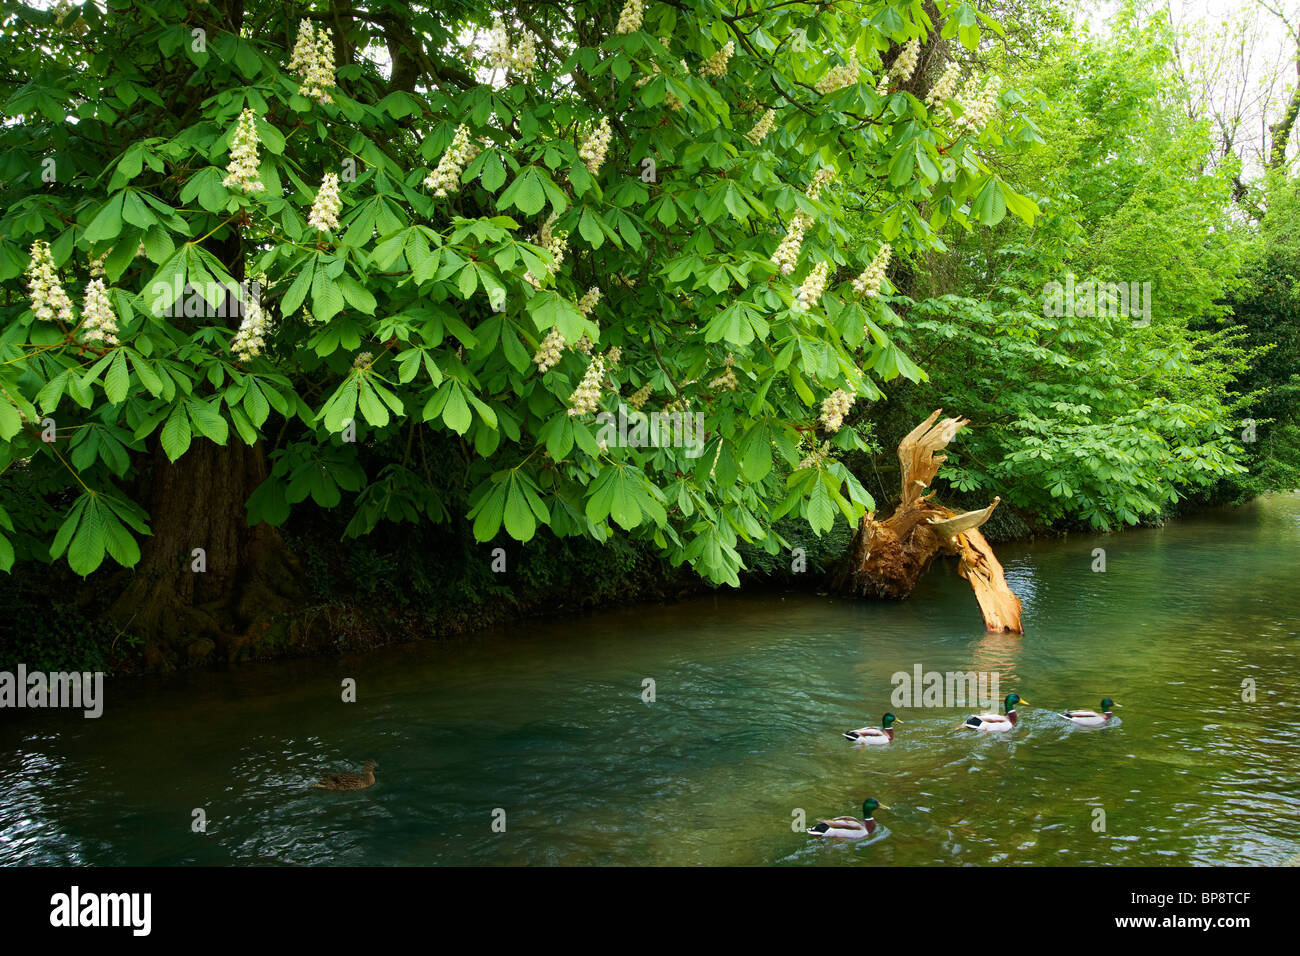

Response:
(187, 397), (229, 444)
(339, 275), (377, 314)
(84, 193), (125, 243)
(0, 401), (21, 441)
(442, 383), (472, 434)
(322, 376), (360, 432)
(503, 475), (537, 541)
(312, 268), (345, 322)
(103, 351), (129, 404)
(998, 181), (1039, 224)
(160, 403), (192, 461)
(357, 378), (390, 427)
(972, 176), (1007, 226)
(499, 168), (546, 216)
(281, 258), (315, 317)
(468, 480), (508, 542)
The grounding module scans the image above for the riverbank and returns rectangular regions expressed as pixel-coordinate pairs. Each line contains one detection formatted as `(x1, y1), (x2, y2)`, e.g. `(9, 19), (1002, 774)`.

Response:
(0, 488), (1274, 677)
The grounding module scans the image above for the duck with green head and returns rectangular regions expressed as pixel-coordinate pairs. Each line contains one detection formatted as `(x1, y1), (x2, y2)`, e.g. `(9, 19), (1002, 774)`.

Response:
(843, 712), (900, 745)
(1059, 698), (1119, 727)
(807, 798), (889, 839)
(959, 693), (1027, 732)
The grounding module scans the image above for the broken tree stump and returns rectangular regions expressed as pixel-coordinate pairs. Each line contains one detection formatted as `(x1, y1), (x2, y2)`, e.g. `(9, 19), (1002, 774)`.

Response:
(832, 410), (1024, 633)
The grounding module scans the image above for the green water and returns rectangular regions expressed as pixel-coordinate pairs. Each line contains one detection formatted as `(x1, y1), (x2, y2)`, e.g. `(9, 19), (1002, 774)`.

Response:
(3, 496), (1299, 866)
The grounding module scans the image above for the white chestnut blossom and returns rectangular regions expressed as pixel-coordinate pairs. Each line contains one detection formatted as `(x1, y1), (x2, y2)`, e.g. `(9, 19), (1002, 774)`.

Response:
(852, 244), (892, 296)
(304, 30), (336, 102)
(883, 37), (920, 89)
(796, 260), (830, 311)
(579, 117), (612, 175)
(627, 383), (653, 410)
(538, 214), (568, 270)
(287, 20), (316, 74)
(577, 286), (601, 316)
(307, 172), (342, 232)
(709, 353), (738, 392)
(746, 108), (776, 145)
(816, 54), (860, 95)
(925, 61), (962, 111)
(80, 278), (118, 346)
(25, 240), (74, 324)
(806, 167), (836, 201)
(223, 109), (265, 193)
(534, 327), (566, 372)
(353, 351), (374, 369)
(512, 27), (538, 78)
(231, 295), (269, 361)
(425, 124), (480, 197)
(956, 74), (1001, 134)
(798, 440), (832, 470)
(524, 215), (568, 289)
(286, 20), (336, 103)
(574, 289), (601, 353)
(486, 15), (512, 71)
(616, 0), (644, 35)
(568, 354), (606, 416)
(701, 40), (734, 78)
(820, 388), (854, 433)
(771, 212), (811, 275)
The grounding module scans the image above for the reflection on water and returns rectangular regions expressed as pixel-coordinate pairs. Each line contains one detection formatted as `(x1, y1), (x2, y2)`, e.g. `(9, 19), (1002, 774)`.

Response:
(2, 495), (1299, 866)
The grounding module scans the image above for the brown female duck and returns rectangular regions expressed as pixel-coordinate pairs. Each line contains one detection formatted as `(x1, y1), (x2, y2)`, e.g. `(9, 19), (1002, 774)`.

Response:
(312, 760), (377, 791)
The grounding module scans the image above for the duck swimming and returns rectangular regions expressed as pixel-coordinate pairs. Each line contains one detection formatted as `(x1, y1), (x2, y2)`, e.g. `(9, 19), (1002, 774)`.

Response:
(958, 693), (1027, 733)
(843, 712), (900, 745)
(807, 798), (889, 839)
(312, 760), (377, 791)
(1058, 698), (1119, 727)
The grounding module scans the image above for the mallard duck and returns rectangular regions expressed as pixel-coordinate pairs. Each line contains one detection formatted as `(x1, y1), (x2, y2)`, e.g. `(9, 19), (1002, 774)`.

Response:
(843, 712), (900, 745)
(958, 693), (1026, 732)
(1058, 698), (1119, 727)
(312, 760), (377, 791)
(807, 798), (889, 839)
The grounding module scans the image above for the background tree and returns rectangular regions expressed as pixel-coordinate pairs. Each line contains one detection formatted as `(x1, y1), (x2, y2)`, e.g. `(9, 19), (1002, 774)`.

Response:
(851, 0), (1258, 531)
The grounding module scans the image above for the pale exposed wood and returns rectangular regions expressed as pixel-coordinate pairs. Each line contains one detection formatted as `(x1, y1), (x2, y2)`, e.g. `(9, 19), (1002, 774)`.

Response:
(897, 409), (970, 509)
(927, 496), (1001, 539)
(952, 527), (1024, 634)
(832, 410), (1024, 633)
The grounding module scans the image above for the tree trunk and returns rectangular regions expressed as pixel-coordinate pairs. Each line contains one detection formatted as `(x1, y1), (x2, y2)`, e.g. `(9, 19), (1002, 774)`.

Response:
(832, 410), (1024, 633)
(108, 440), (301, 668)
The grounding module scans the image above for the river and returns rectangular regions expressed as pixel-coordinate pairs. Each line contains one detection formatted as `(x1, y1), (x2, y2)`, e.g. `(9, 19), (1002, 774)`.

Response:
(2, 494), (1298, 865)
